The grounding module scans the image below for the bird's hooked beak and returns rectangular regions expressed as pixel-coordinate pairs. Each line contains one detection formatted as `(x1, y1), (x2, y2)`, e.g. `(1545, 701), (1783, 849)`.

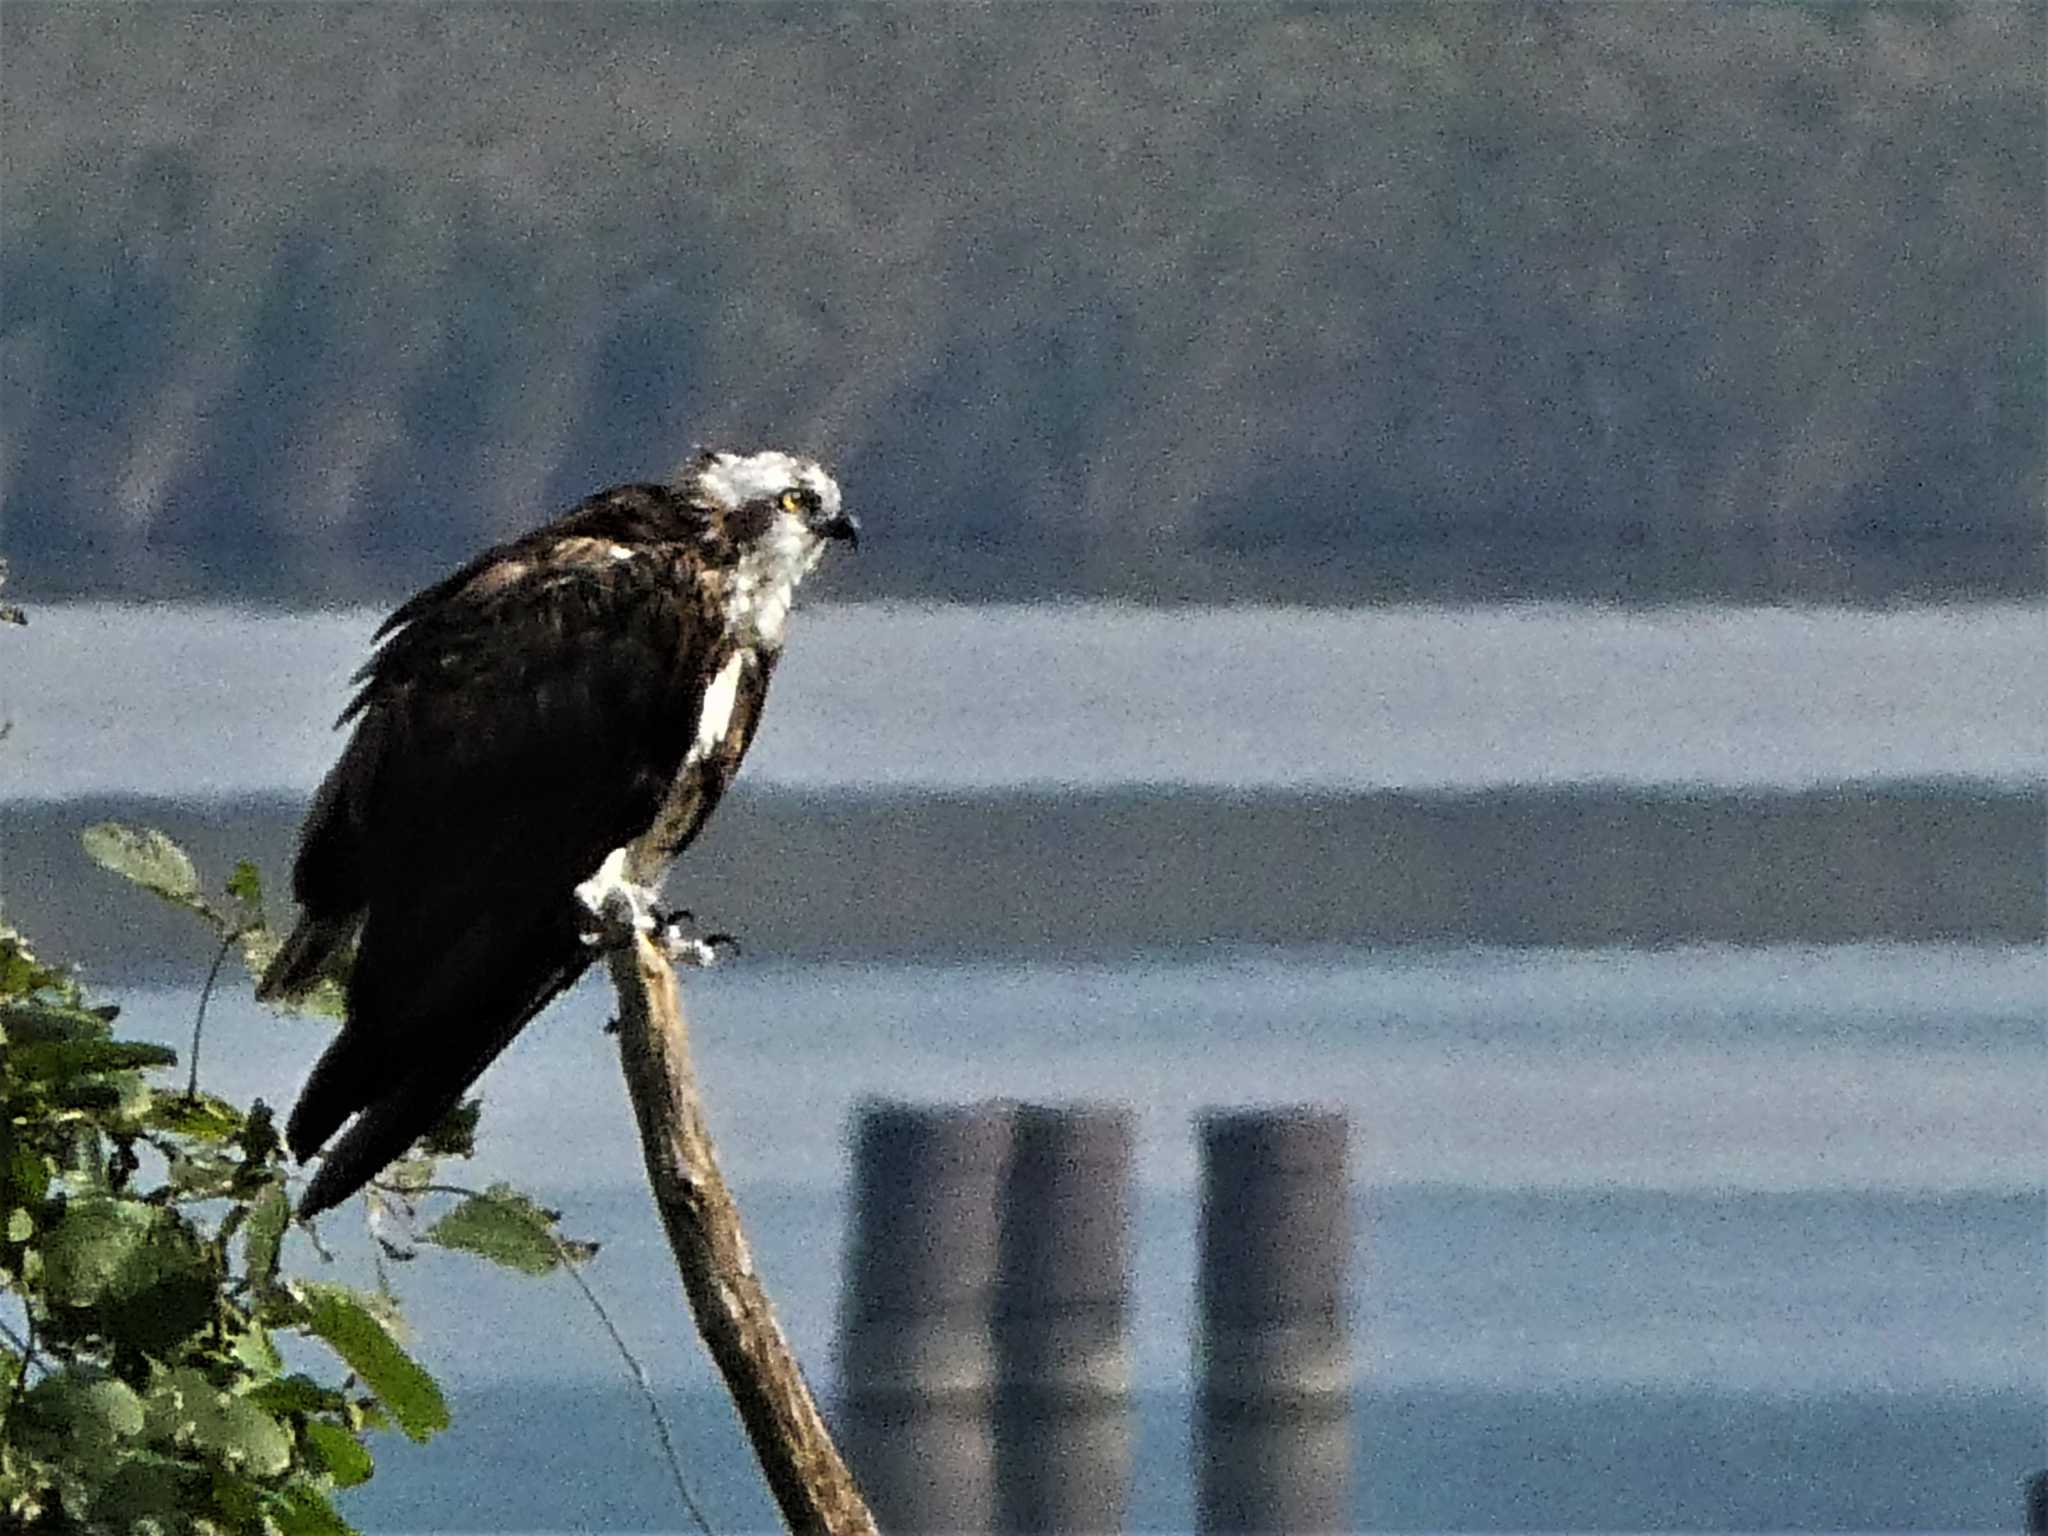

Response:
(813, 509), (860, 551)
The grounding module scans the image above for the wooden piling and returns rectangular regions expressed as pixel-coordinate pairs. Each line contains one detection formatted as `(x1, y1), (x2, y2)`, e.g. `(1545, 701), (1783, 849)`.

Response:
(2025, 1468), (2048, 1536)
(994, 1103), (1136, 1534)
(1196, 1107), (1352, 1535)
(836, 1100), (1012, 1533)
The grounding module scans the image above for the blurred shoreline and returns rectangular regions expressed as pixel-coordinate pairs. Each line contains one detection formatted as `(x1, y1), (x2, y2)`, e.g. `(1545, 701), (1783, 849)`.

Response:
(7, 601), (2041, 969)
(8, 784), (2042, 982)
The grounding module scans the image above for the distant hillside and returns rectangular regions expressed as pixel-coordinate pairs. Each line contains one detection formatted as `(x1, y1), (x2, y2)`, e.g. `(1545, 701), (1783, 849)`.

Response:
(2, 5), (2040, 604)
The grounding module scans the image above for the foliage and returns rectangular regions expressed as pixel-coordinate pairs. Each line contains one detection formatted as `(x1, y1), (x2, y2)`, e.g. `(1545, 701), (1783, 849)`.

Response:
(79, 824), (343, 1027)
(2, 831), (597, 1532)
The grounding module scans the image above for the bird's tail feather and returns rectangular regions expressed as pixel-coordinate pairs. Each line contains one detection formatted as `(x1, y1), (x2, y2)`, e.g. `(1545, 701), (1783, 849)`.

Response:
(285, 1029), (378, 1166)
(297, 1079), (468, 1219)
(292, 980), (564, 1219)
(289, 924), (587, 1219)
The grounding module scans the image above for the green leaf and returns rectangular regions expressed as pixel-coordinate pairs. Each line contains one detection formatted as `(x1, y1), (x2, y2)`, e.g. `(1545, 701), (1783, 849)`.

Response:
(40, 1196), (218, 1352)
(211, 1466), (271, 1524)
(168, 1149), (241, 1200)
(378, 1156), (435, 1196)
(301, 1419), (374, 1488)
(87, 1451), (210, 1528)
(6, 1207), (31, 1242)
(242, 1179), (290, 1290)
(7, 1038), (175, 1085)
(237, 920), (282, 983)
(226, 1318), (284, 1380)
(0, 997), (114, 1045)
(50, 1122), (111, 1193)
(1, 923), (74, 999)
(212, 1397), (296, 1478)
(421, 1184), (566, 1276)
(147, 1092), (245, 1143)
(246, 941), (348, 1021)
(346, 1395), (390, 1435)
(237, 1101), (284, 1168)
(416, 1098), (482, 1158)
(268, 1479), (360, 1535)
(226, 860), (264, 922)
(1, 1134), (49, 1212)
(143, 1366), (294, 1478)
(247, 1374), (347, 1418)
(39, 1195), (160, 1308)
(16, 1372), (147, 1467)
(294, 1283), (449, 1443)
(81, 824), (208, 913)
(45, 1066), (152, 1127)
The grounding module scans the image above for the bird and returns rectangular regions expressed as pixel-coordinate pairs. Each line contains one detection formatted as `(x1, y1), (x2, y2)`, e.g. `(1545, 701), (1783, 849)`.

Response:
(257, 447), (858, 1218)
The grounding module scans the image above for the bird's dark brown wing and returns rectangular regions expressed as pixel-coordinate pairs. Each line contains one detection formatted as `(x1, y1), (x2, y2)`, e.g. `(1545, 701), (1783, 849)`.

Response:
(282, 538), (728, 1215)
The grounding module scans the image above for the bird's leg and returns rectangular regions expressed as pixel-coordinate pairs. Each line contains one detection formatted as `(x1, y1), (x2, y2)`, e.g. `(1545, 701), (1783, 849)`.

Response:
(574, 849), (736, 969)
(575, 847), (660, 947)
(649, 906), (739, 971)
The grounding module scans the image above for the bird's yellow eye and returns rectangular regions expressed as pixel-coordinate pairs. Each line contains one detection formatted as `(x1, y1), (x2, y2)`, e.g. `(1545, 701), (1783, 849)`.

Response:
(779, 489), (806, 515)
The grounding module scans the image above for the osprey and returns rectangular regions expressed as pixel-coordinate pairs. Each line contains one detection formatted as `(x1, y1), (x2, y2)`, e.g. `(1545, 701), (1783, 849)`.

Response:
(259, 448), (857, 1217)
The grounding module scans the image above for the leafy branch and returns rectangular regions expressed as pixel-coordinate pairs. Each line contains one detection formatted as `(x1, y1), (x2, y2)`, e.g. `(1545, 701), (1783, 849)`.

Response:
(3, 913), (401, 1531)
(80, 825), (345, 1100)
(2, 827), (690, 1533)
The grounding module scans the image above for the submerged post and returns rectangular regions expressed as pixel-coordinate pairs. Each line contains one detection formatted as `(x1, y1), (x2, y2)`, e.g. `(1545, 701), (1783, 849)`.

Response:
(994, 1103), (1136, 1533)
(837, 1100), (1013, 1533)
(605, 930), (877, 1535)
(1196, 1107), (1352, 1535)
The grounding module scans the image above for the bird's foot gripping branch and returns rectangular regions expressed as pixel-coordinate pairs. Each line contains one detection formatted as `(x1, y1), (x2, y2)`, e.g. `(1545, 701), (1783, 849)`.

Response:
(574, 850), (735, 971)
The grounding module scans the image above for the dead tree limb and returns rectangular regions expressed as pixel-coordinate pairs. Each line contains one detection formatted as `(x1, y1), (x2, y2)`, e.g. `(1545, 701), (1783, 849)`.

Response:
(606, 929), (879, 1536)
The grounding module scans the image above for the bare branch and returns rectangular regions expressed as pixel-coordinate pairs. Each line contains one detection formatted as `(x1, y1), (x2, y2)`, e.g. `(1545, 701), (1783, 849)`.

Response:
(606, 930), (878, 1536)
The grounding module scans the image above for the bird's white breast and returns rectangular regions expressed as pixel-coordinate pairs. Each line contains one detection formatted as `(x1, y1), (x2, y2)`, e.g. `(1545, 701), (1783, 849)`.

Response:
(686, 649), (748, 766)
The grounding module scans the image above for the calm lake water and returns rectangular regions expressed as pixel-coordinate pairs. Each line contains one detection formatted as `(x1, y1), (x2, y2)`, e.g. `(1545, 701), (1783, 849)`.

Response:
(96, 944), (2046, 1531)
(7, 601), (2046, 799)
(9, 602), (2042, 1528)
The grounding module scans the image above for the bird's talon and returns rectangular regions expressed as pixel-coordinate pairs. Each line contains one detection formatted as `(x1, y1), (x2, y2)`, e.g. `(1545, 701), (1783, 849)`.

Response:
(646, 909), (739, 969)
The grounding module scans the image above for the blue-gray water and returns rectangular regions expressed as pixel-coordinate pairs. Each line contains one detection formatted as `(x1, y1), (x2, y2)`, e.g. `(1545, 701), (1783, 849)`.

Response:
(6, 602), (2046, 800)
(7, 603), (2043, 1527)
(88, 947), (2048, 1532)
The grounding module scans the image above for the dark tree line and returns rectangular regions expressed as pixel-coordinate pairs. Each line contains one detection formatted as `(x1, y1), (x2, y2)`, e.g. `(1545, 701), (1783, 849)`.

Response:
(3, 5), (2040, 604)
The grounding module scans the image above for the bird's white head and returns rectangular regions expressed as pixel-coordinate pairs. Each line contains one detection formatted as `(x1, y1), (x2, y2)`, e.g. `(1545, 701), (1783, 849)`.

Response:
(693, 449), (840, 519)
(683, 447), (857, 645)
